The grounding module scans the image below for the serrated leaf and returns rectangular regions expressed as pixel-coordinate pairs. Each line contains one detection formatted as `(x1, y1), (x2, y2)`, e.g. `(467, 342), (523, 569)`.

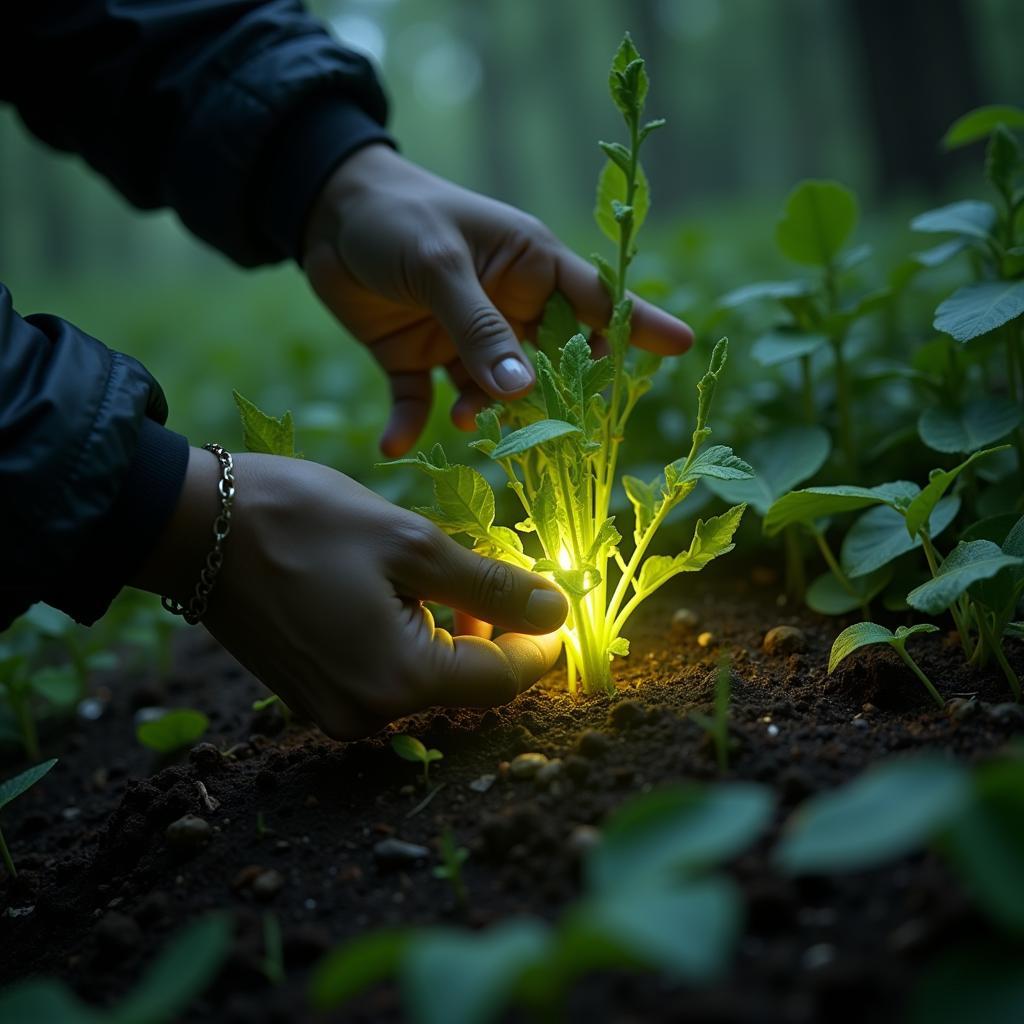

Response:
(904, 446), (1009, 538)
(907, 540), (1024, 614)
(552, 566), (601, 598)
(775, 180), (858, 267)
(0, 758), (57, 811)
(910, 200), (998, 240)
(718, 279), (814, 309)
(474, 408), (502, 446)
(706, 427), (830, 516)
(841, 496), (960, 579)
(934, 280), (1024, 342)
(750, 330), (828, 367)
(666, 446), (753, 490)
(232, 390), (298, 457)
(595, 160), (650, 244)
(490, 419), (580, 460)
(775, 756), (970, 873)
(943, 104), (1024, 148)
(585, 518), (621, 564)
(530, 472), (563, 560)
(918, 398), (1024, 453)
(623, 474), (661, 545)
(416, 463), (497, 541)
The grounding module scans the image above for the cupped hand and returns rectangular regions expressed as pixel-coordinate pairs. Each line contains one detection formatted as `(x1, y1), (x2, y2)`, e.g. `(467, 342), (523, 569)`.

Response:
(302, 144), (694, 457)
(135, 449), (567, 740)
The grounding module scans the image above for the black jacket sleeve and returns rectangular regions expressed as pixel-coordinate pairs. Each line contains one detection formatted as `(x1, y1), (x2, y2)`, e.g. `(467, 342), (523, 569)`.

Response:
(3, 1), (394, 264)
(0, 284), (190, 629)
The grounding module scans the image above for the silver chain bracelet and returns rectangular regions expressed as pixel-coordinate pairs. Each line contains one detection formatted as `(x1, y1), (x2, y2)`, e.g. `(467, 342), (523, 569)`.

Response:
(161, 442), (236, 625)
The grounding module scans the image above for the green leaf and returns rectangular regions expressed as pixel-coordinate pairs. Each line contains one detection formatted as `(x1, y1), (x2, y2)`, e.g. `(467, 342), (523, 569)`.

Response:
(622, 475), (660, 545)
(718, 279), (813, 309)
(635, 505), (746, 595)
(841, 496), (959, 579)
(943, 104), (1024, 148)
(828, 622), (937, 674)
(608, 637), (630, 657)
(750, 330), (828, 367)
(595, 159), (650, 245)
(904, 446), (1009, 539)
(590, 253), (618, 301)
(608, 33), (648, 115)
(913, 237), (970, 268)
(135, 709), (208, 754)
(110, 914), (233, 1024)
(806, 565), (892, 616)
(0, 981), (98, 1024)
(529, 473), (564, 560)
(706, 427), (831, 516)
(775, 180), (858, 267)
(907, 540), (1024, 614)
(667, 446), (753, 488)
(986, 124), (1022, 195)
(910, 200), (998, 240)
(0, 758), (57, 811)
(918, 398), (1024, 453)
(536, 292), (579, 362)
(29, 665), (81, 709)
(764, 483), (905, 536)
(490, 419), (580, 460)
(909, 945), (1024, 1024)
(552, 567), (601, 599)
(474, 408), (502, 446)
(413, 463), (498, 541)
(587, 784), (773, 893)
(776, 756), (970, 873)
(391, 734), (429, 765)
(310, 929), (414, 1010)
(232, 390), (298, 457)
(404, 920), (550, 1024)
(934, 280), (1024, 342)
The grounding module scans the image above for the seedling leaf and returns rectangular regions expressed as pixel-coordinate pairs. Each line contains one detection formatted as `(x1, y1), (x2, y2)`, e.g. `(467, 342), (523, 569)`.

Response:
(595, 160), (650, 245)
(943, 104), (1024, 148)
(135, 709), (208, 754)
(0, 758), (57, 811)
(775, 179), (858, 267)
(490, 420), (580, 460)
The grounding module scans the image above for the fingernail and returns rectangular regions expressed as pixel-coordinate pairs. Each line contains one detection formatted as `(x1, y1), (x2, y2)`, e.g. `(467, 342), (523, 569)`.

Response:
(492, 356), (532, 393)
(525, 588), (568, 630)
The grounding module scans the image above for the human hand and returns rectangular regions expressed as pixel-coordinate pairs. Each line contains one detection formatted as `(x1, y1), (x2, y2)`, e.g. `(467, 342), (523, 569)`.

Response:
(302, 144), (694, 456)
(134, 448), (567, 739)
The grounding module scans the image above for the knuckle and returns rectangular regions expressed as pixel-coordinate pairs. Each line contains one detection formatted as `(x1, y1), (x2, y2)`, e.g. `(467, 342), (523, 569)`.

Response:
(460, 305), (512, 354)
(392, 517), (447, 568)
(472, 557), (515, 616)
(413, 236), (466, 277)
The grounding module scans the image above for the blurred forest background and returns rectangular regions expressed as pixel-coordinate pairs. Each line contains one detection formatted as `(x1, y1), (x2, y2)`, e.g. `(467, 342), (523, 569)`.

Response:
(1, 0), (1022, 488)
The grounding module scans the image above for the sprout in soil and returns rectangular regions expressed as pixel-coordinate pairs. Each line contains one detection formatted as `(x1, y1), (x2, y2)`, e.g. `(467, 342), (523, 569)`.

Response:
(136, 708), (210, 754)
(0, 758), (57, 879)
(391, 734), (443, 786)
(433, 828), (469, 909)
(261, 912), (286, 986)
(691, 654), (733, 773)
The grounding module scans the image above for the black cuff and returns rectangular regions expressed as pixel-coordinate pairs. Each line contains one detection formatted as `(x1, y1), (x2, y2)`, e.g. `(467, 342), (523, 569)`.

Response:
(255, 95), (395, 262)
(46, 419), (190, 625)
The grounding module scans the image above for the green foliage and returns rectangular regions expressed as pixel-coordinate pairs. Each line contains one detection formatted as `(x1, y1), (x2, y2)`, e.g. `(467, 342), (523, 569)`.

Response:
(907, 540), (1023, 614)
(918, 398), (1023, 454)
(433, 829), (470, 908)
(232, 390), (299, 457)
(135, 709), (209, 754)
(391, 734), (444, 785)
(943, 104), (1024, 148)
(934, 280), (1024, 342)
(828, 622), (943, 706)
(775, 180), (859, 267)
(0, 758), (57, 878)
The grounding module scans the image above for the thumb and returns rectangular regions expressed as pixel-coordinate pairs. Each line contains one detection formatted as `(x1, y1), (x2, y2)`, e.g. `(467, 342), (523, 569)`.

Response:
(423, 241), (535, 399)
(391, 523), (568, 634)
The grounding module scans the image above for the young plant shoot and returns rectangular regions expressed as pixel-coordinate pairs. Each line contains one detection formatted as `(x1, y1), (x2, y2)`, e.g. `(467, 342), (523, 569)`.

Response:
(391, 734), (443, 786)
(389, 36), (749, 695)
(0, 758), (57, 878)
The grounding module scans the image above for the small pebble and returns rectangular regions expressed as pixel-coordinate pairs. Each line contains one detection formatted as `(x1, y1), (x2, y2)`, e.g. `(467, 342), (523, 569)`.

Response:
(534, 759), (563, 787)
(373, 838), (430, 868)
(94, 912), (142, 956)
(763, 626), (806, 656)
(566, 824), (601, 858)
(76, 698), (105, 722)
(304, 898), (317, 911)
(851, 718), (869, 730)
(672, 608), (700, 629)
(188, 743), (224, 774)
(607, 700), (647, 730)
(133, 706), (166, 727)
(766, 724), (780, 738)
(469, 774), (496, 793)
(564, 755), (591, 782)
(697, 631), (715, 648)
(165, 814), (211, 850)
(575, 730), (611, 759)
(61, 807), (81, 822)
(509, 752), (549, 780)
(251, 869), (285, 901)
(946, 697), (978, 722)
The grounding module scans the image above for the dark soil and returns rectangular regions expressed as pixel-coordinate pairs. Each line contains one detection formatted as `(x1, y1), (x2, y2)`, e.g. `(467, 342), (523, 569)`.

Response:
(1, 569), (1022, 1024)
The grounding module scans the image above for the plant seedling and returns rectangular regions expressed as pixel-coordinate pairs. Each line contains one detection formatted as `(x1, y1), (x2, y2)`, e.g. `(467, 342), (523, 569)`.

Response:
(136, 708), (209, 754)
(261, 912), (286, 986)
(829, 622), (945, 708)
(389, 35), (749, 696)
(0, 758), (56, 879)
(691, 654), (733, 773)
(391, 734), (443, 786)
(433, 829), (469, 909)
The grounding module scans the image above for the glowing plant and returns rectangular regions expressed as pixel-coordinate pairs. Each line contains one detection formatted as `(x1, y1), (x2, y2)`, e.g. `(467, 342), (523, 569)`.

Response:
(390, 35), (750, 694)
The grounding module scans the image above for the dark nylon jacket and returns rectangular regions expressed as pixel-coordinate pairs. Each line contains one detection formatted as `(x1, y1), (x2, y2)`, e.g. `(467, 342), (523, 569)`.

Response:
(0, 0), (392, 629)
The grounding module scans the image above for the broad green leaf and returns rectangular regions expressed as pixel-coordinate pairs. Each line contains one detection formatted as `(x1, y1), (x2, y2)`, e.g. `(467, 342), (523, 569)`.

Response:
(232, 390), (298, 457)
(909, 945), (1024, 1024)
(666, 446), (753, 488)
(828, 622), (938, 674)
(934, 280), (1024, 342)
(961, 513), (1022, 545)
(536, 292), (579, 361)
(587, 784), (773, 893)
(0, 758), (57, 811)
(943, 104), (1024, 148)
(110, 914), (232, 1024)
(404, 920), (550, 1024)
(750, 330), (828, 367)
(706, 427), (830, 516)
(907, 540), (1024, 614)
(29, 665), (80, 709)
(635, 505), (746, 595)
(622, 475), (660, 545)
(764, 483), (905, 536)
(918, 397), (1024, 453)
(585, 519), (621, 564)
(775, 180), (858, 267)
(473, 408), (502, 449)
(718, 279), (813, 309)
(390, 735), (429, 764)
(310, 929), (414, 1010)
(416, 464), (497, 539)
(904, 446), (1009, 538)
(775, 756), (970, 873)
(841, 496), (959, 579)
(490, 419), (580, 460)
(910, 200), (998, 240)
(806, 565), (892, 616)
(570, 880), (740, 982)
(135, 709), (209, 754)
(595, 160), (650, 244)
(0, 981), (98, 1024)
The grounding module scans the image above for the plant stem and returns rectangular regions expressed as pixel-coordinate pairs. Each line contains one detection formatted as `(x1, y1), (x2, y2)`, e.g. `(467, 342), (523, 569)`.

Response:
(892, 642), (945, 709)
(976, 612), (1021, 701)
(920, 533), (976, 660)
(812, 530), (868, 618)
(0, 825), (16, 879)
